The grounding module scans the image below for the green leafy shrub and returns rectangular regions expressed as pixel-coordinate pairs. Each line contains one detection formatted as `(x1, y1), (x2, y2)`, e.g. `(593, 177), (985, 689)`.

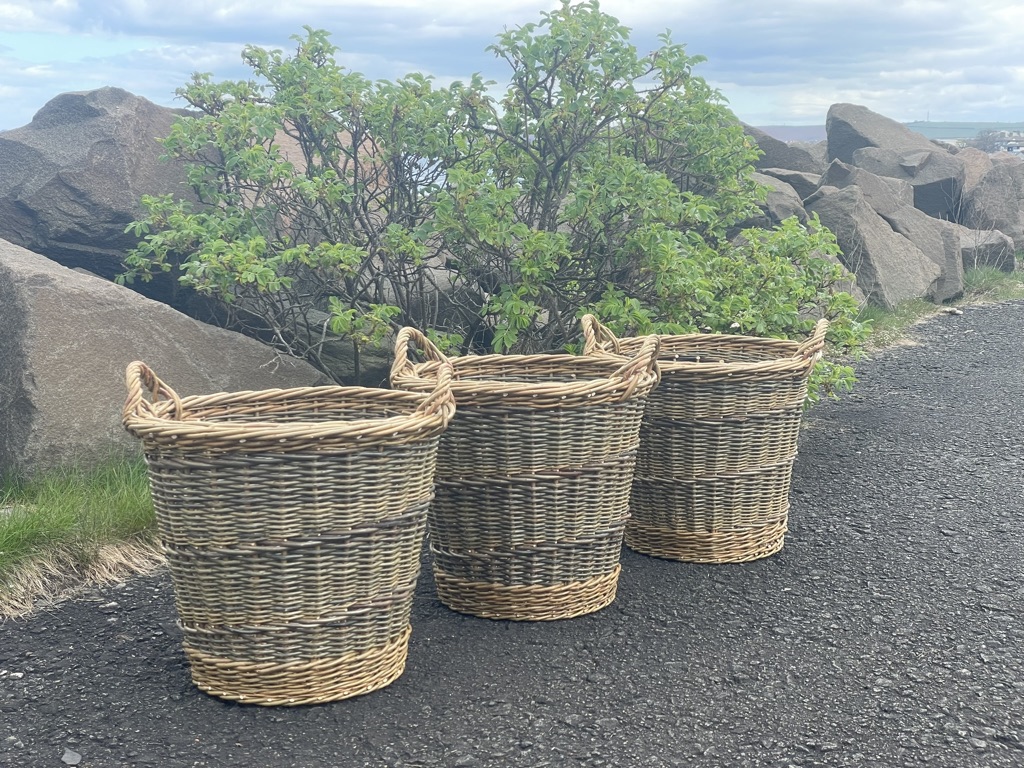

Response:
(122, 27), (471, 381)
(124, 1), (868, 394)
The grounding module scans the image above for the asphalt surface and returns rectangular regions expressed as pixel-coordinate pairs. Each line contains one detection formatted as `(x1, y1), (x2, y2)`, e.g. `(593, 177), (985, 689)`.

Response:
(2, 301), (1024, 768)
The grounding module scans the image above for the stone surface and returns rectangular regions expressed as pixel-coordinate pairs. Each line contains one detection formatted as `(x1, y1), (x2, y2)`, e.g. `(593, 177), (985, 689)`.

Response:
(955, 225), (1017, 272)
(851, 145), (965, 221)
(818, 159), (914, 215)
(760, 168), (821, 201)
(827, 102), (943, 164)
(740, 172), (808, 229)
(956, 147), (995, 197)
(804, 185), (941, 309)
(0, 238), (329, 476)
(0, 87), (197, 305)
(880, 209), (964, 302)
(826, 103), (966, 220)
(819, 161), (963, 301)
(959, 163), (1024, 249)
(744, 124), (825, 173)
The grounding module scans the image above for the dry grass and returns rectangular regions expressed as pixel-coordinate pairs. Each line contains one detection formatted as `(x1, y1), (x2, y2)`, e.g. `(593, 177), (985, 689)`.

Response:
(1, 539), (164, 620)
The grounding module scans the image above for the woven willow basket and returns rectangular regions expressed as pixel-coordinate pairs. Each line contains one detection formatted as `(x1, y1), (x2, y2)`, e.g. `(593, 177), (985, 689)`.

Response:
(123, 361), (454, 706)
(390, 329), (660, 621)
(582, 316), (828, 564)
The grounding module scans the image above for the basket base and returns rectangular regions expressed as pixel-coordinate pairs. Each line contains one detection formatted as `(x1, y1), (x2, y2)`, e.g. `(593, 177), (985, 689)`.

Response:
(625, 520), (787, 564)
(433, 566), (621, 621)
(184, 625), (412, 706)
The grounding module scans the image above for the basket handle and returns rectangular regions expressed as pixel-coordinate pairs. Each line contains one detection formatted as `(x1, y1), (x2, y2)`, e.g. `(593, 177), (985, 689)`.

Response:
(610, 333), (661, 384)
(797, 319), (830, 360)
(391, 327), (450, 381)
(414, 360), (456, 417)
(123, 361), (184, 424)
(581, 314), (622, 355)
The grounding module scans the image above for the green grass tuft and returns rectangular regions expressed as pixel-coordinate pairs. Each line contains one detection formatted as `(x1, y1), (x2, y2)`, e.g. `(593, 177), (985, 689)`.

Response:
(961, 266), (1024, 303)
(0, 459), (155, 580)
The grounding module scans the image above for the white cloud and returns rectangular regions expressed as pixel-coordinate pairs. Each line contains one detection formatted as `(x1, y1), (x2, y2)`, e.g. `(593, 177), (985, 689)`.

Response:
(1, 0), (1023, 130)
(0, 0), (76, 32)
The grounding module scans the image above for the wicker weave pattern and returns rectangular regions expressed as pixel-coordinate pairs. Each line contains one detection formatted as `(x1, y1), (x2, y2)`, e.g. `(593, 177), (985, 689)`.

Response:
(432, 566), (623, 621)
(583, 316), (827, 564)
(391, 329), (659, 620)
(123, 362), (454, 706)
(637, 410), (804, 478)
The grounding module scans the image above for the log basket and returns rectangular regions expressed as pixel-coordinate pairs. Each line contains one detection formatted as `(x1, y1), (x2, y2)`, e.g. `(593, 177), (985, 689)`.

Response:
(123, 361), (454, 706)
(390, 329), (660, 621)
(582, 316), (828, 564)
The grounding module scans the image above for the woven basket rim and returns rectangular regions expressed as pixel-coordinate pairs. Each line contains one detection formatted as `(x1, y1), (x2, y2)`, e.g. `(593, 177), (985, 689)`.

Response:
(391, 327), (661, 408)
(123, 362), (455, 452)
(581, 316), (828, 378)
(594, 343), (815, 376)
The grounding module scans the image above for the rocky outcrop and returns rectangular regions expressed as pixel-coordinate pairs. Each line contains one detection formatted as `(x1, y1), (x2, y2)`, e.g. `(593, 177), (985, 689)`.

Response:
(0, 87), (197, 305)
(826, 103), (967, 220)
(805, 186), (942, 309)
(818, 160), (914, 214)
(957, 147), (995, 196)
(818, 160), (963, 301)
(0, 239), (328, 477)
(827, 103), (944, 164)
(881, 210), (963, 302)
(3, 85), (1021, 378)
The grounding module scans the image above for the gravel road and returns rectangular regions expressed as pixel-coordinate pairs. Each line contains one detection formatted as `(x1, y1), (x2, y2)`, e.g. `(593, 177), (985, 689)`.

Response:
(2, 301), (1023, 768)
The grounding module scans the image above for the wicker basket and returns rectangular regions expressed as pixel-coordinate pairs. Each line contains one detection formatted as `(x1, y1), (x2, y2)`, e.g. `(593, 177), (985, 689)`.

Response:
(390, 329), (660, 621)
(123, 361), (454, 706)
(582, 316), (828, 564)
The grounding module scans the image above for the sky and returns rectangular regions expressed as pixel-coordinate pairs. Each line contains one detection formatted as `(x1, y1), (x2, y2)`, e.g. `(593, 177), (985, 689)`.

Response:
(1, 0), (1023, 132)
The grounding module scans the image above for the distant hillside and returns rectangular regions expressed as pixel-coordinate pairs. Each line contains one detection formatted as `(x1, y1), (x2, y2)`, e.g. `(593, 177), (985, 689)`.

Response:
(904, 121), (1024, 141)
(754, 125), (826, 143)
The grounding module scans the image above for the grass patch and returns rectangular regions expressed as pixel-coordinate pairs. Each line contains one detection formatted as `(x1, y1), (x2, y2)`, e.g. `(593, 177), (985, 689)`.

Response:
(857, 298), (939, 349)
(960, 265), (1024, 303)
(1, 459), (160, 617)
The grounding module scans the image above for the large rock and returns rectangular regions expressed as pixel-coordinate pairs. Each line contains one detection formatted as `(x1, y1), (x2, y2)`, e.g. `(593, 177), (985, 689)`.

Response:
(827, 103), (942, 164)
(826, 103), (966, 220)
(850, 146), (965, 221)
(957, 147), (995, 196)
(955, 225), (1017, 272)
(959, 163), (1024, 249)
(873, 209), (963, 302)
(819, 160), (963, 301)
(804, 186), (942, 309)
(760, 168), (821, 201)
(744, 125), (825, 174)
(818, 160), (913, 214)
(739, 172), (808, 230)
(0, 239), (329, 477)
(0, 87), (196, 304)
